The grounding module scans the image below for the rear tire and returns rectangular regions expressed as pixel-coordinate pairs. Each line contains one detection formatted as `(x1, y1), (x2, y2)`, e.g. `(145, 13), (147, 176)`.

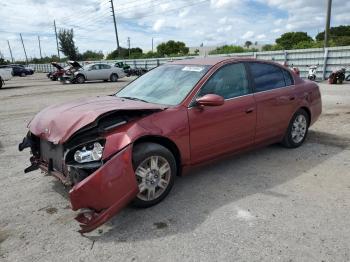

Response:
(0, 78), (3, 89)
(132, 142), (176, 208)
(282, 109), (310, 148)
(110, 73), (118, 82)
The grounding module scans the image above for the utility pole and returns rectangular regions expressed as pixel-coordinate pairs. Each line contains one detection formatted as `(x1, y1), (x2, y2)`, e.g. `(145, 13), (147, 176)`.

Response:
(54, 20), (60, 59)
(19, 33), (28, 65)
(7, 40), (14, 63)
(38, 36), (43, 59)
(324, 0), (332, 48)
(127, 37), (130, 57)
(152, 37), (154, 53)
(110, 0), (120, 54)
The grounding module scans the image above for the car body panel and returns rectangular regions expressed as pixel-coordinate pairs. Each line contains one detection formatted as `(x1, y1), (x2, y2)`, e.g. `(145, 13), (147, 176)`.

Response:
(76, 63), (126, 81)
(28, 96), (166, 144)
(0, 67), (13, 81)
(19, 57), (322, 233)
(188, 95), (256, 163)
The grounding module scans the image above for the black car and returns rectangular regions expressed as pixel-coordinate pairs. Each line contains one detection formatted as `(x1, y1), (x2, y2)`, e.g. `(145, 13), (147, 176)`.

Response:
(10, 64), (34, 77)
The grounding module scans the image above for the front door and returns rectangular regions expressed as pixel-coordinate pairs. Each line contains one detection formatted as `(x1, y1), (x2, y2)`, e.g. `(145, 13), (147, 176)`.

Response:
(85, 64), (101, 80)
(188, 63), (256, 164)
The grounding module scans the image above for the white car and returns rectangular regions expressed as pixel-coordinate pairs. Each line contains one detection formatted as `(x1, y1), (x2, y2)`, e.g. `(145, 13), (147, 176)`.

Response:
(0, 66), (13, 88)
(74, 63), (126, 84)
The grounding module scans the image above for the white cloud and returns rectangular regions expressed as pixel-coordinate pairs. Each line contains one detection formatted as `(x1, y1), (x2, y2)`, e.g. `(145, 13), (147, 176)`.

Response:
(257, 34), (266, 39)
(210, 0), (240, 9)
(152, 19), (165, 32)
(0, 0), (350, 61)
(241, 31), (255, 39)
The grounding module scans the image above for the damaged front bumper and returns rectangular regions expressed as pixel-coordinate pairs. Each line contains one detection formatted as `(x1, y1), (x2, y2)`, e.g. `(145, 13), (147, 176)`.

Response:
(69, 145), (139, 233)
(19, 136), (139, 233)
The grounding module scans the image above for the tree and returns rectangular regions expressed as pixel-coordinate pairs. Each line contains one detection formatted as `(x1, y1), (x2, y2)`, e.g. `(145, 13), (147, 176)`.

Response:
(58, 28), (79, 60)
(81, 50), (104, 61)
(209, 45), (258, 55)
(316, 25), (350, 41)
(106, 47), (144, 59)
(156, 40), (189, 56)
(244, 41), (253, 48)
(0, 51), (8, 64)
(275, 32), (313, 50)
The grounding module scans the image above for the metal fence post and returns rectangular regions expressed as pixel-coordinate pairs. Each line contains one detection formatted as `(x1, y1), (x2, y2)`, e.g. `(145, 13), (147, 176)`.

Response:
(284, 51), (288, 66)
(322, 48), (329, 80)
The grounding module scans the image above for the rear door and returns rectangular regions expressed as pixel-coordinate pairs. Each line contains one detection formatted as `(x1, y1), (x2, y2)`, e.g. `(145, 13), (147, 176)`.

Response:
(100, 64), (112, 80)
(188, 62), (256, 163)
(247, 62), (297, 144)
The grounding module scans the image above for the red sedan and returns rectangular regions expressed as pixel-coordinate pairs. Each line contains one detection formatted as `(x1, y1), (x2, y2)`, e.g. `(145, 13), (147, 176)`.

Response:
(19, 57), (322, 233)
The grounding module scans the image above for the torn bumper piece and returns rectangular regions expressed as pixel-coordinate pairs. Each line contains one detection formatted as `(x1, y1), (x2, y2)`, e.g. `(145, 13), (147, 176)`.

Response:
(69, 145), (139, 233)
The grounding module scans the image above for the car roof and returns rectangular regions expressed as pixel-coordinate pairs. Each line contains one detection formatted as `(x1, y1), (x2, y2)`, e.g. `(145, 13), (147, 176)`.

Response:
(170, 57), (278, 66)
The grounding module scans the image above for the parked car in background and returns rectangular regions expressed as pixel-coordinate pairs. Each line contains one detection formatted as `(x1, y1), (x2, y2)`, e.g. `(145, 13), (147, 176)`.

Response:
(60, 61), (83, 83)
(19, 57), (322, 233)
(10, 64), (34, 76)
(73, 63), (126, 83)
(47, 62), (69, 81)
(0, 66), (13, 88)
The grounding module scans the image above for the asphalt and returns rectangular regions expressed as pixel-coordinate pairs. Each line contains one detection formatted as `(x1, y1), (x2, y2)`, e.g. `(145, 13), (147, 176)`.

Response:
(0, 74), (349, 262)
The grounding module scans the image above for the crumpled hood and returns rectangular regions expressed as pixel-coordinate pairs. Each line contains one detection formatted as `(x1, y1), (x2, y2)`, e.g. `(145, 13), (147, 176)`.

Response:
(29, 96), (165, 144)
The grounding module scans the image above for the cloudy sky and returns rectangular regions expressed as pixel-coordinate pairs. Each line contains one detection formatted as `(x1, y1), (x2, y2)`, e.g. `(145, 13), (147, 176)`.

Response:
(0, 0), (349, 60)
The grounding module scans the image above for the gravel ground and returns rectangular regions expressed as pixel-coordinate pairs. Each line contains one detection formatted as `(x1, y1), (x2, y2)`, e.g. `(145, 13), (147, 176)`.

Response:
(0, 74), (349, 262)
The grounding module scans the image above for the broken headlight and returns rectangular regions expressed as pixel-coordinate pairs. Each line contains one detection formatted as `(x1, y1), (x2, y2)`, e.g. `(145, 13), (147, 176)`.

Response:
(74, 142), (104, 163)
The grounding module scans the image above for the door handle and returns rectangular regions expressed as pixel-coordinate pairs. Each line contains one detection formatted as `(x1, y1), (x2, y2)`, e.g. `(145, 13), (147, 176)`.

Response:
(245, 108), (254, 114)
(289, 96), (296, 101)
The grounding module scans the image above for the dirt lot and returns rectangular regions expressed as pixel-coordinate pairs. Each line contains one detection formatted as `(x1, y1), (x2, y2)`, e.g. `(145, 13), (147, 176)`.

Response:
(0, 74), (349, 262)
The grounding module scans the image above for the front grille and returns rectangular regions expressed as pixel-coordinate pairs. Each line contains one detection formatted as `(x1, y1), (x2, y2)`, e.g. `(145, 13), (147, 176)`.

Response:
(40, 140), (64, 172)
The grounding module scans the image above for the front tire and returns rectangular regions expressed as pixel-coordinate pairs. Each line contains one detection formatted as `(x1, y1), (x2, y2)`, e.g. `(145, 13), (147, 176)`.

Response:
(282, 109), (310, 148)
(76, 74), (85, 84)
(132, 142), (176, 208)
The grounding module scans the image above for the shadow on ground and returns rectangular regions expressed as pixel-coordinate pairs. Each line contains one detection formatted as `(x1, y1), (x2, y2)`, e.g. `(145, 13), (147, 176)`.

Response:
(59, 130), (345, 243)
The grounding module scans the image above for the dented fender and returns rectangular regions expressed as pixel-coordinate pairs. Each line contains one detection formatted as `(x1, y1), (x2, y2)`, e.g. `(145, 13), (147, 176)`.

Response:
(69, 144), (139, 233)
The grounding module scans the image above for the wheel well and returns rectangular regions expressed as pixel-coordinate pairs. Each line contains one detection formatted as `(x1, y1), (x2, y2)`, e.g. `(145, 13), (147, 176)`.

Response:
(133, 136), (182, 176)
(111, 73), (118, 78)
(76, 73), (85, 79)
(300, 106), (311, 123)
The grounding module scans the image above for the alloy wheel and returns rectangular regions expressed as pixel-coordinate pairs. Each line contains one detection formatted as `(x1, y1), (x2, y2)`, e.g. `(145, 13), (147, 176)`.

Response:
(135, 155), (171, 201)
(291, 114), (307, 143)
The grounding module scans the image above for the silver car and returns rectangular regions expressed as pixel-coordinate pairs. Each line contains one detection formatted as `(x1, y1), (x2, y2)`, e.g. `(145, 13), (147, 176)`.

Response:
(74, 63), (126, 83)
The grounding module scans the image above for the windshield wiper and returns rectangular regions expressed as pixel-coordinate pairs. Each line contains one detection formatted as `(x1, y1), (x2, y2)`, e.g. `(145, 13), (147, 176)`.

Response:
(119, 96), (149, 103)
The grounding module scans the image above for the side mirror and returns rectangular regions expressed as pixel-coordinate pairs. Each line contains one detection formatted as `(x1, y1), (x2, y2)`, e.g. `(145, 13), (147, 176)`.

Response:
(195, 94), (224, 107)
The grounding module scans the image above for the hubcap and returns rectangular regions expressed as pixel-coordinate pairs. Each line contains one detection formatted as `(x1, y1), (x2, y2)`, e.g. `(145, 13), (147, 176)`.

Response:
(135, 156), (171, 201)
(291, 114), (307, 143)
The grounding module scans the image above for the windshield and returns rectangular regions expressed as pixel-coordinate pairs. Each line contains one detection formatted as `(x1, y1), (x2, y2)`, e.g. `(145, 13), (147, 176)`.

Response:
(115, 64), (210, 105)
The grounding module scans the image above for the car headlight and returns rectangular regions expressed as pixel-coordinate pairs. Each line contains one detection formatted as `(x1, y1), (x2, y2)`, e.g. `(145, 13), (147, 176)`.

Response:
(74, 142), (104, 163)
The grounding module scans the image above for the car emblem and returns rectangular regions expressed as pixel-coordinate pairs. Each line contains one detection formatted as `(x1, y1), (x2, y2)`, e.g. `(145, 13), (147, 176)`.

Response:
(44, 128), (50, 134)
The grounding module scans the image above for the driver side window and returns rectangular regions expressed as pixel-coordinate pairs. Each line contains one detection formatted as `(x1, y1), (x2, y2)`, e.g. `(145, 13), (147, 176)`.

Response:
(198, 63), (249, 99)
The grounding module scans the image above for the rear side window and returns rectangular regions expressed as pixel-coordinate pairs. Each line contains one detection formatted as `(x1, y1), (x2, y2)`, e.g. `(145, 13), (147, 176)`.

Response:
(101, 64), (111, 69)
(249, 63), (286, 92)
(282, 69), (293, 86)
